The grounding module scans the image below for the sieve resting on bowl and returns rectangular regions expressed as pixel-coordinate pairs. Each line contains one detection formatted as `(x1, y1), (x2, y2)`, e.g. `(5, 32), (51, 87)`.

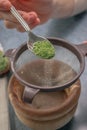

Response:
(5, 38), (87, 103)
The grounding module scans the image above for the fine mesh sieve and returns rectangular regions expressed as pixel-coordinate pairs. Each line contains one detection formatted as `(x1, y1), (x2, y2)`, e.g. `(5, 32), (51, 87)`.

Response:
(11, 39), (83, 87)
(7, 38), (87, 102)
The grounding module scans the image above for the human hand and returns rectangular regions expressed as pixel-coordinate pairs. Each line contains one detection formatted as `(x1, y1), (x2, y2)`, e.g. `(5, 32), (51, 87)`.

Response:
(0, 0), (40, 32)
(0, 0), (74, 32)
(0, 0), (58, 31)
(10, 0), (56, 23)
(9, 0), (74, 22)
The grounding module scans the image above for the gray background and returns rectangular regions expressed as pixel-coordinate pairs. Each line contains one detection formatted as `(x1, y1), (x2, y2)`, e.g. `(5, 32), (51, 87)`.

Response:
(0, 11), (87, 130)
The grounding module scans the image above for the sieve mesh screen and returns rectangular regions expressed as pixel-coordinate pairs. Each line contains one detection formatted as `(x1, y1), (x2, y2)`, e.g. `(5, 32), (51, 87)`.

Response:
(14, 44), (81, 88)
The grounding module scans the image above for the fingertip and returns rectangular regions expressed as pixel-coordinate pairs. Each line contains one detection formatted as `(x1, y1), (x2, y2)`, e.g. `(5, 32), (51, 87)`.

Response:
(29, 11), (38, 18)
(0, 1), (11, 10)
(36, 18), (40, 24)
(6, 2), (11, 10)
(28, 12), (41, 25)
(30, 20), (40, 29)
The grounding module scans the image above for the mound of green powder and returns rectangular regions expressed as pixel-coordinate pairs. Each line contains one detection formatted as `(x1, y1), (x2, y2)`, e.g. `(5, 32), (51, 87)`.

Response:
(33, 40), (55, 59)
(0, 51), (9, 71)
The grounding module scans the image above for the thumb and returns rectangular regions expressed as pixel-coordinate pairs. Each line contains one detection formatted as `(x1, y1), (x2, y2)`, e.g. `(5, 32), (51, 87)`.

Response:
(0, 0), (11, 10)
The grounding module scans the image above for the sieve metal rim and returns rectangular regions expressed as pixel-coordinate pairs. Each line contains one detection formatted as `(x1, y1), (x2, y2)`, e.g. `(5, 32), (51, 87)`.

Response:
(11, 37), (85, 91)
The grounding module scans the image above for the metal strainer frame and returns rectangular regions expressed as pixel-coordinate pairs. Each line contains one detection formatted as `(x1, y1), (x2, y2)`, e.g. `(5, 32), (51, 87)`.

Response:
(11, 38), (85, 89)
(6, 37), (87, 102)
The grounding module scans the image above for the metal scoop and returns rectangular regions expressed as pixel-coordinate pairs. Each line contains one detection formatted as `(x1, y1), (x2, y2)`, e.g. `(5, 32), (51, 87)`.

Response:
(10, 6), (53, 53)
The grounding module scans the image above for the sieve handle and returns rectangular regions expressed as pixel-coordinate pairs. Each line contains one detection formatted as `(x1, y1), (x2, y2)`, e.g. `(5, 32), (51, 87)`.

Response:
(23, 86), (40, 103)
(4, 48), (17, 59)
(76, 43), (87, 56)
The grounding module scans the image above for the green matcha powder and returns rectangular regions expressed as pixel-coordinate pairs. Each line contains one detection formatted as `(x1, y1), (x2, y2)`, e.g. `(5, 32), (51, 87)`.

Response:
(0, 51), (9, 71)
(33, 40), (55, 59)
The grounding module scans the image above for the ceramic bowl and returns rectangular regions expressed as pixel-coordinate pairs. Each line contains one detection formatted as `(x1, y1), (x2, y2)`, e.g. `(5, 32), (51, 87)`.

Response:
(8, 74), (81, 130)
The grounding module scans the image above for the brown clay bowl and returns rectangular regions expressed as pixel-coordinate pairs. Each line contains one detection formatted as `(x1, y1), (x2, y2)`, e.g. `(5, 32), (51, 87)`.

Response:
(8, 74), (81, 130)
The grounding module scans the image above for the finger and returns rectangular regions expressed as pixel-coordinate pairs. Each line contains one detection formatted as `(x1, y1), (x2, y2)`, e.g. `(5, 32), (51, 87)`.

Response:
(0, 11), (19, 22)
(17, 18), (40, 31)
(0, 11), (32, 23)
(19, 11), (40, 24)
(4, 20), (26, 32)
(30, 18), (40, 29)
(0, 0), (11, 10)
(4, 20), (18, 29)
(16, 26), (27, 32)
(4, 16), (40, 32)
(0, 10), (40, 24)
(19, 11), (40, 28)
(3, 11), (40, 29)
